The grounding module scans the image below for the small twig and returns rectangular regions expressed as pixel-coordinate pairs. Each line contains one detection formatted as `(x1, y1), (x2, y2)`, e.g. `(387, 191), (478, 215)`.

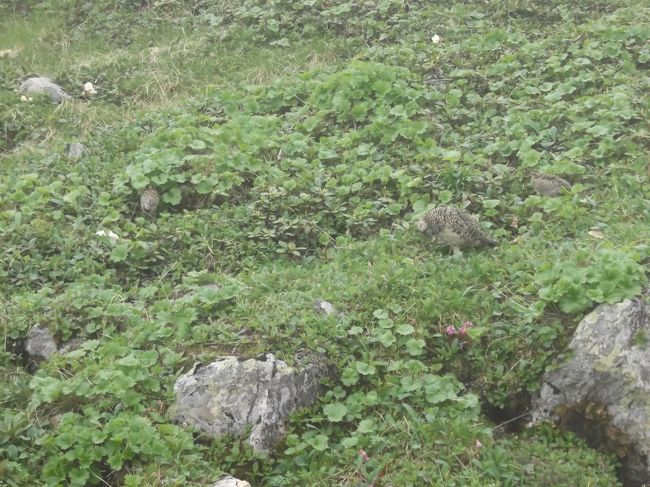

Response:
(90, 471), (112, 487)
(492, 410), (533, 430)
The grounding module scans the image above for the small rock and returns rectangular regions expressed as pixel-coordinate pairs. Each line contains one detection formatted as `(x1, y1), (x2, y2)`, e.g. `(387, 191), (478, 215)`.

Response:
(314, 299), (336, 316)
(20, 77), (71, 103)
(171, 353), (328, 454)
(25, 325), (57, 360)
(212, 475), (251, 487)
(66, 143), (86, 160)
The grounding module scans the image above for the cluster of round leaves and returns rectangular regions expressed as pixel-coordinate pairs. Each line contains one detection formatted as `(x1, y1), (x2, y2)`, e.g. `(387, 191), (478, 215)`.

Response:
(211, 0), (433, 45)
(273, 304), (491, 485)
(40, 0), (434, 47)
(28, 342), (210, 486)
(536, 247), (646, 314)
(2, 270), (245, 486)
(117, 61), (442, 253)
(118, 11), (649, 258)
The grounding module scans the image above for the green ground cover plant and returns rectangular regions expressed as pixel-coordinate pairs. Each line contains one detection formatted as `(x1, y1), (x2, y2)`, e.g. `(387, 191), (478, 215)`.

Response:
(1, 0), (648, 485)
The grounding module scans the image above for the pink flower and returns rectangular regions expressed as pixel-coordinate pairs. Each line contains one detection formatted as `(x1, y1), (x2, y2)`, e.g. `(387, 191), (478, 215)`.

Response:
(475, 439), (483, 449)
(445, 325), (458, 336)
(459, 321), (474, 337)
(358, 449), (370, 462)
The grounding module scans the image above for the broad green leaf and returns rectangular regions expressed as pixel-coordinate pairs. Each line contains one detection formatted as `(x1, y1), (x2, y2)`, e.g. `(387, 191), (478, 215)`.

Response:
(110, 245), (129, 262)
(438, 190), (452, 204)
(395, 323), (415, 335)
(163, 187), (182, 205)
(373, 309), (389, 320)
(188, 139), (207, 150)
(131, 173), (150, 189)
(355, 362), (376, 376)
(357, 418), (376, 434)
(323, 402), (348, 422)
(374, 329), (396, 347)
(405, 338), (426, 356)
(341, 367), (359, 386)
(306, 434), (328, 451)
(341, 436), (359, 448)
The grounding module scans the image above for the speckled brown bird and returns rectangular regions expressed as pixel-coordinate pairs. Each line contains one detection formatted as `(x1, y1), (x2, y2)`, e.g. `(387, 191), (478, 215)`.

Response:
(531, 172), (570, 197)
(416, 206), (497, 249)
(140, 187), (160, 216)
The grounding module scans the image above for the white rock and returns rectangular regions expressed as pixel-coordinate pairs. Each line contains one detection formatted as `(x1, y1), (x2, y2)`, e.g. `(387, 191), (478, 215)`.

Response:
(26, 325), (57, 360)
(213, 475), (251, 487)
(20, 77), (71, 103)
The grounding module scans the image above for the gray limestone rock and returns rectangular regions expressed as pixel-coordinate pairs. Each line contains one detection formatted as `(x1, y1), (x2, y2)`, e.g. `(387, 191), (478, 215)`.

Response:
(20, 77), (71, 103)
(530, 298), (650, 486)
(212, 475), (251, 487)
(66, 143), (86, 160)
(171, 354), (328, 454)
(25, 324), (57, 360)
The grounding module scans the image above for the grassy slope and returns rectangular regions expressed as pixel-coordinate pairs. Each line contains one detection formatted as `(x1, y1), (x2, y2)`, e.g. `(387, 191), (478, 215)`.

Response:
(1, 0), (648, 486)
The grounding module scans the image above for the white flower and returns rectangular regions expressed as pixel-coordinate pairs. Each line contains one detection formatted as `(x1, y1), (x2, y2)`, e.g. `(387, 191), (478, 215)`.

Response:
(431, 34), (441, 44)
(96, 229), (119, 242)
(20, 95), (28, 102)
(83, 82), (97, 95)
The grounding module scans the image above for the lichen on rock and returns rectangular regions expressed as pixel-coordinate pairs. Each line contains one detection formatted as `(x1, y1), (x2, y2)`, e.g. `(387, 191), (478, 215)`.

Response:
(171, 353), (329, 454)
(531, 298), (650, 486)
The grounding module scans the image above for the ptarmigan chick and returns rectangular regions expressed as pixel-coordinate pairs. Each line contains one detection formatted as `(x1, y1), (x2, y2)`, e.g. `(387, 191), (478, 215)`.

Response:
(140, 187), (160, 216)
(531, 172), (570, 197)
(417, 206), (497, 249)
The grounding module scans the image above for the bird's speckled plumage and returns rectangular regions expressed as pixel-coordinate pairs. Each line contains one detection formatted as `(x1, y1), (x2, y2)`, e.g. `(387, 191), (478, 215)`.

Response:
(140, 188), (160, 215)
(417, 206), (497, 248)
(531, 172), (570, 196)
